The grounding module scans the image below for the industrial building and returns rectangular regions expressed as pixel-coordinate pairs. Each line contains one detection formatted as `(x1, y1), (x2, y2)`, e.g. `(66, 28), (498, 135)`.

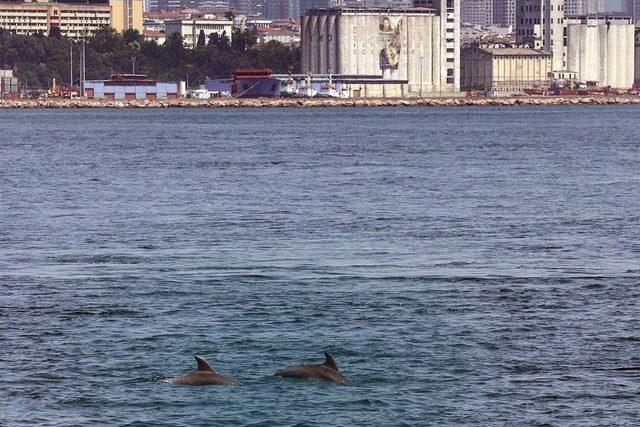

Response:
(565, 15), (635, 89)
(1, 69), (19, 100)
(301, 4), (460, 98)
(84, 74), (179, 100)
(165, 16), (233, 48)
(0, 0), (142, 38)
(461, 43), (551, 91)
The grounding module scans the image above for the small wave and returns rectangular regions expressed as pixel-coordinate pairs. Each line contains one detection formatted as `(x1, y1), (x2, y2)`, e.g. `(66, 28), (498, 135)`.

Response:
(99, 308), (140, 317)
(54, 254), (144, 265)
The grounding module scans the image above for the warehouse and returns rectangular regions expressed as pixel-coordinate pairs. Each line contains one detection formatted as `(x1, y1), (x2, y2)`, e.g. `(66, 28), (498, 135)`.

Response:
(461, 43), (552, 92)
(84, 74), (178, 100)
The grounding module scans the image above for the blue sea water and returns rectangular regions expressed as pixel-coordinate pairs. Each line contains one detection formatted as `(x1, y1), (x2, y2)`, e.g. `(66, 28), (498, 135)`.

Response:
(1, 106), (639, 426)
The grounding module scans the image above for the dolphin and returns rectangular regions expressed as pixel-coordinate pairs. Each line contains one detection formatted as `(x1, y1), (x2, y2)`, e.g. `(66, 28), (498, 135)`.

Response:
(170, 356), (240, 386)
(273, 352), (349, 384)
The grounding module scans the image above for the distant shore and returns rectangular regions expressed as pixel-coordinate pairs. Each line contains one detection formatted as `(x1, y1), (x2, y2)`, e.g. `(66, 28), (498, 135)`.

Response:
(2, 96), (640, 109)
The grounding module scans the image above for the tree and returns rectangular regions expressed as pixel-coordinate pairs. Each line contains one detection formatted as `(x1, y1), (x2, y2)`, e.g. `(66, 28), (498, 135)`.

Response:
(48, 25), (62, 39)
(197, 30), (206, 48)
(208, 32), (220, 47)
(224, 11), (235, 21)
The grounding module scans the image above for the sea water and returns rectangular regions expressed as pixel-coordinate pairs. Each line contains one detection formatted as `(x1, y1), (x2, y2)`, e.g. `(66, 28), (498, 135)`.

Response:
(1, 107), (639, 425)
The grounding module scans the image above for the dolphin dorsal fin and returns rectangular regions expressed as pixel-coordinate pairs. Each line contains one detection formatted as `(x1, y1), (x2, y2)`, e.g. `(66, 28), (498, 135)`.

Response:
(195, 356), (215, 372)
(323, 352), (339, 371)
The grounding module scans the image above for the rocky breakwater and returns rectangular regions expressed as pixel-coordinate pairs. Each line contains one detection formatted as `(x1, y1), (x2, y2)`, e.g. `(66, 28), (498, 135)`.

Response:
(1, 97), (640, 109)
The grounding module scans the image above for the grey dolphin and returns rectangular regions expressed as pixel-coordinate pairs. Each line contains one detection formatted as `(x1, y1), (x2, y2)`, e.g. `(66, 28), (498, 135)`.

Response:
(171, 356), (240, 385)
(273, 352), (349, 384)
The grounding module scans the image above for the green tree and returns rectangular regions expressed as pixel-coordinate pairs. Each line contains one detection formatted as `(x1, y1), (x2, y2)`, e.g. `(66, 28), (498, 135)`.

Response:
(49, 25), (62, 39)
(197, 30), (206, 48)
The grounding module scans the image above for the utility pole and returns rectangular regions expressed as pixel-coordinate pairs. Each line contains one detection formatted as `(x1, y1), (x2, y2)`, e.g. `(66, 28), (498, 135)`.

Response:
(69, 39), (73, 87)
(81, 29), (86, 97)
(420, 56), (424, 98)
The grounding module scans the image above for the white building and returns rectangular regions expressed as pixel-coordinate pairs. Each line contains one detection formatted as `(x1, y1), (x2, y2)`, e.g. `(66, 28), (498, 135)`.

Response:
(0, 2), (111, 39)
(165, 17), (233, 48)
(515, 0), (565, 71)
(565, 15), (635, 89)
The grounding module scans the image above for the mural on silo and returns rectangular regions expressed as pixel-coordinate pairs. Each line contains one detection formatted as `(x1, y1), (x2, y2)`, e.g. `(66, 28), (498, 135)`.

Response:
(379, 16), (402, 71)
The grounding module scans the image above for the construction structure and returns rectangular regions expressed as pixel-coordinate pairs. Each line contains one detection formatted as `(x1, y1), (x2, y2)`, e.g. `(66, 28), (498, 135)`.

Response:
(565, 15), (635, 89)
(460, 43), (551, 91)
(301, 4), (460, 97)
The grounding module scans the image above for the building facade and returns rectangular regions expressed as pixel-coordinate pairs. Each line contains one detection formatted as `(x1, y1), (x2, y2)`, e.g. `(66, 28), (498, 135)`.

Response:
(461, 43), (551, 91)
(302, 6), (460, 97)
(515, 0), (565, 71)
(85, 74), (179, 99)
(111, 0), (144, 32)
(564, 0), (604, 15)
(492, 0), (515, 26)
(623, 0), (640, 24)
(0, 2), (110, 39)
(265, 0), (300, 19)
(0, 0), (142, 37)
(462, 0), (494, 26)
(165, 17), (233, 47)
(565, 15), (635, 89)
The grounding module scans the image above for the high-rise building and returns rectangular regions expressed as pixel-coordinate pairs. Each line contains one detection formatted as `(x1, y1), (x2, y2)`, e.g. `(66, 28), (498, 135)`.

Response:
(492, 0), (515, 26)
(623, 0), (640, 23)
(110, 0), (144, 32)
(230, 0), (264, 16)
(0, 0), (142, 36)
(515, 0), (565, 71)
(461, 0), (493, 26)
(564, 0), (604, 15)
(265, 0), (300, 18)
(0, 2), (110, 39)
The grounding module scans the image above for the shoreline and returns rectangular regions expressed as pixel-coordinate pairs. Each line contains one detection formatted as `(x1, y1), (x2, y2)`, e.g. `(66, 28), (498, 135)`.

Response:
(2, 96), (640, 109)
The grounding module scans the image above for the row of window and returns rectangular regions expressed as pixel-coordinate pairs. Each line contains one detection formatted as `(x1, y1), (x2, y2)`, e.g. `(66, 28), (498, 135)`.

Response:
(520, 17), (564, 25)
(520, 4), (564, 11)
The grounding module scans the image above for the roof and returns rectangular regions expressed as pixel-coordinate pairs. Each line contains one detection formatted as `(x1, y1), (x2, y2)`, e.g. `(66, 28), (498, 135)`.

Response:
(468, 44), (552, 57)
(258, 28), (299, 37)
(305, 7), (437, 16)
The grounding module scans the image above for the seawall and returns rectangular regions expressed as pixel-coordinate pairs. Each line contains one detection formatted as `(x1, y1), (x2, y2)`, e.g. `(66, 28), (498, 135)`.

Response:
(2, 97), (640, 109)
